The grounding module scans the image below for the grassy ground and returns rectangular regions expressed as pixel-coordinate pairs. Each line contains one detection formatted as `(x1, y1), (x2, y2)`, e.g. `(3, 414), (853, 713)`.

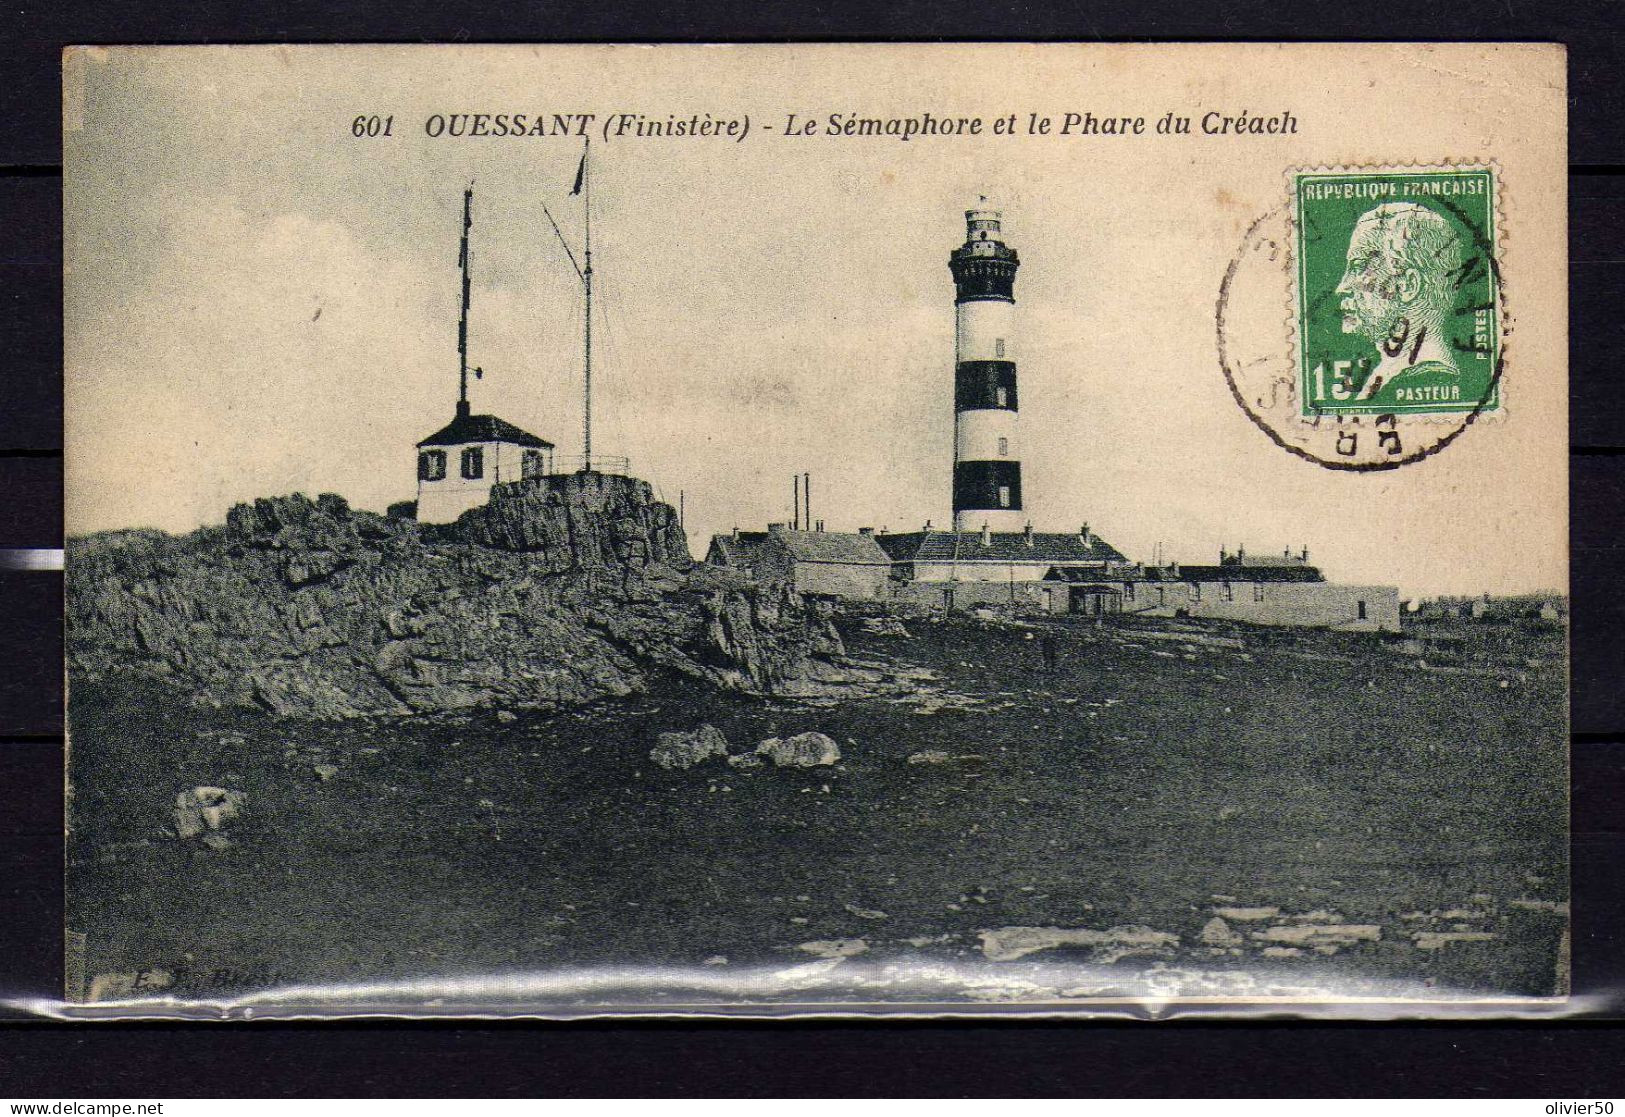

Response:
(67, 612), (1568, 1009)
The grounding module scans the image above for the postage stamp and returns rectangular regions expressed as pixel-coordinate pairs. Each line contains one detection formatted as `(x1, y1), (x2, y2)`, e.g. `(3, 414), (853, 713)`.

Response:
(1291, 166), (1500, 418)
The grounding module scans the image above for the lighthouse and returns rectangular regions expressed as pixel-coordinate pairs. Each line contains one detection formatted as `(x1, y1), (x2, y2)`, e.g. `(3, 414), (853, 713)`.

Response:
(949, 198), (1025, 533)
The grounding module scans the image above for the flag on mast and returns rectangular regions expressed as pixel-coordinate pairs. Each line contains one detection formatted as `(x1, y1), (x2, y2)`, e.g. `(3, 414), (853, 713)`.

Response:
(571, 150), (586, 196)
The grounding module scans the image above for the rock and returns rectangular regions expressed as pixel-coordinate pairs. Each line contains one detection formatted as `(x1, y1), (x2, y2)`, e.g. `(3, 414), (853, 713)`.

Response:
(1200, 917), (1243, 947)
(907, 750), (984, 766)
(726, 752), (764, 770)
(313, 763), (339, 782)
(859, 615), (910, 638)
(1252, 923), (1381, 949)
(1412, 931), (1497, 951)
(650, 724), (730, 770)
(172, 786), (245, 839)
(1212, 905), (1279, 922)
(68, 479), (876, 719)
(797, 938), (869, 959)
(756, 731), (841, 768)
(495, 710), (518, 724)
(844, 903), (889, 921)
(979, 924), (1179, 964)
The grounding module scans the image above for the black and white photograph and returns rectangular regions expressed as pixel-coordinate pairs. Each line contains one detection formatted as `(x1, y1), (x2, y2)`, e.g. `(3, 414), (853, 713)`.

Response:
(60, 43), (1570, 1014)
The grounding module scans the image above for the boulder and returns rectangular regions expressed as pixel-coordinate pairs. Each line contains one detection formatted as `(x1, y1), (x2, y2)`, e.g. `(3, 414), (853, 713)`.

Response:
(172, 785), (245, 839)
(756, 731), (841, 768)
(650, 724), (731, 770)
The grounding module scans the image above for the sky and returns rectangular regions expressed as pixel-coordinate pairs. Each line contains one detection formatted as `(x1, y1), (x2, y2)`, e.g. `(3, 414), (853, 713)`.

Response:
(63, 45), (1568, 598)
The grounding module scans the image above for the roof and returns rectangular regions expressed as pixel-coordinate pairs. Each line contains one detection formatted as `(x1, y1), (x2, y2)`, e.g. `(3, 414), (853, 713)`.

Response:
(768, 530), (892, 565)
(1171, 564), (1325, 584)
(417, 412), (553, 449)
(1043, 567), (1128, 584)
(876, 530), (1127, 565)
(707, 532), (767, 565)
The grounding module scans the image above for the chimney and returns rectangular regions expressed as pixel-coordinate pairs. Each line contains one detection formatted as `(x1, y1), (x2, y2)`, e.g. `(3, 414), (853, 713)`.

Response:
(924, 519), (933, 531)
(980, 523), (992, 547)
(1023, 523), (1034, 547)
(768, 522), (787, 536)
(792, 475), (800, 531)
(1301, 546), (1310, 562)
(858, 526), (874, 536)
(1080, 522), (1094, 548)
(732, 526), (740, 542)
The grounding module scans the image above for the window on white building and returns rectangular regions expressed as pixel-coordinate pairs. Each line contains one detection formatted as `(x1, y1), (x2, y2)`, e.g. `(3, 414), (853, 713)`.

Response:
(998, 437), (1009, 456)
(995, 338), (1005, 358)
(1222, 582), (1233, 601)
(1253, 582), (1265, 602)
(461, 447), (484, 480)
(522, 449), (545, 479)
(1358, 600), (1368, 620)
(419, 450), (446, 481)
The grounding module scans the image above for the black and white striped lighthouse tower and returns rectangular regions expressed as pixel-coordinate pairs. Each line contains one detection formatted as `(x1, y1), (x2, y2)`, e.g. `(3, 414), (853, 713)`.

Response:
(949, 197), (1025, 533)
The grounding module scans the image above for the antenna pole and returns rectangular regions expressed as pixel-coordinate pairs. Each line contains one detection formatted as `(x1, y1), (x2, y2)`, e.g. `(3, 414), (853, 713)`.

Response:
(458, 184), (473, 415)
(582, 140), (593, 471)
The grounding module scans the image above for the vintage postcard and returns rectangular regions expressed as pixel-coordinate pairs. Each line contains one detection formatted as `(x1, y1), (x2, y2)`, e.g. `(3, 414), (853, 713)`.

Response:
(62, 43), (1568, 1015)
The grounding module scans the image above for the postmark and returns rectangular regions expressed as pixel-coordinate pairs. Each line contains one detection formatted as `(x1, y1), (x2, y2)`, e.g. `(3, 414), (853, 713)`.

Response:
(1218, 163), (1506, 471)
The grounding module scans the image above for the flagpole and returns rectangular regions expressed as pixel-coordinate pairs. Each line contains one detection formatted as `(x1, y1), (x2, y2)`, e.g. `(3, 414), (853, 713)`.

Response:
(458, 184), (473, 417)
(582, 139), (593, 472)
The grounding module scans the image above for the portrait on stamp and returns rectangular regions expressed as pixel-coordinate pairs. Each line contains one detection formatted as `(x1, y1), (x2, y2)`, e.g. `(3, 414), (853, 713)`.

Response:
(1294, 168), (1499, 418)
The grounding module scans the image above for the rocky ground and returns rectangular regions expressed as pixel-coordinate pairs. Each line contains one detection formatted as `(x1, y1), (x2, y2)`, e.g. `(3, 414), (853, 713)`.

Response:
(66, 604), (1569, 1012)
(67, 479), (884, 719)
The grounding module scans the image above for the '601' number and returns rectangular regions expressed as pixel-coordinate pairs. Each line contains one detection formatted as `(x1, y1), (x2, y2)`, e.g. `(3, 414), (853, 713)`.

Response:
(352, 114), (394, 138)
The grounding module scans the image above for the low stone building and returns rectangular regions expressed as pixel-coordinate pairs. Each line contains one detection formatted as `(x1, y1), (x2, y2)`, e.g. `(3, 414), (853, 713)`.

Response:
(706, 526), (1399, 632)
(709, 524), (894, 600)
(873, 523), (1128, 610)
(1106, 550), (1399, 632)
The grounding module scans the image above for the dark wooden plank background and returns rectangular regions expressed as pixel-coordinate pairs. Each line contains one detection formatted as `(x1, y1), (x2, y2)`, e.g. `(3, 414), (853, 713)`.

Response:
(0, 1), (1620, 1096)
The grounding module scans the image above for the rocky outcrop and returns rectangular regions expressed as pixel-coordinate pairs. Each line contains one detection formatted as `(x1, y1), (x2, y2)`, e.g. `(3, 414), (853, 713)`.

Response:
(755, 731), (842, 768)
(650, 725), (731, 770)
(68, 475), (864, 719)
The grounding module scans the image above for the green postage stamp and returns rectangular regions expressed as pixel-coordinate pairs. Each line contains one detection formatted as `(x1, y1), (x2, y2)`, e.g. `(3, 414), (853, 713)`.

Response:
(1293, 166), (1500, 418)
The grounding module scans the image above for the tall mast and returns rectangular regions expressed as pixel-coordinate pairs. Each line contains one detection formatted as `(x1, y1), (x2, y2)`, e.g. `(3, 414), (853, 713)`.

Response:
(457, 184), (474, 418)
(582, 140), (593, 470)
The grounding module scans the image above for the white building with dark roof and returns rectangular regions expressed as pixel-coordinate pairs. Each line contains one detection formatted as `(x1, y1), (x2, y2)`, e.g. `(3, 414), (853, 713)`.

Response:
(416, 401), (555, 524)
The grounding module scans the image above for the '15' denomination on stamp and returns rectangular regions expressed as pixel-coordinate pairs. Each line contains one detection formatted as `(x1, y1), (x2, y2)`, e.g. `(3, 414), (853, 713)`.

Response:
(1293, 166), (1500, 418)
